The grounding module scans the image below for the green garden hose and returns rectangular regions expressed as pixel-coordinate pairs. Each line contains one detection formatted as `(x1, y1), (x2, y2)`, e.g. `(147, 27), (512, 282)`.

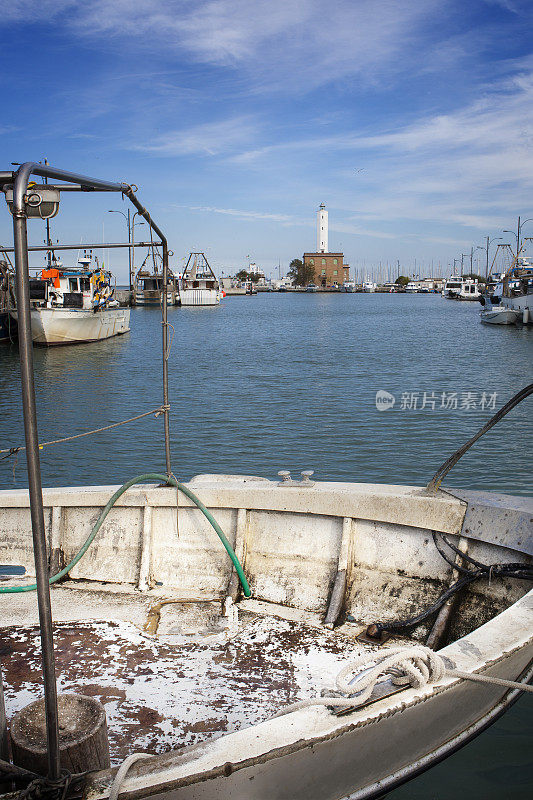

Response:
(0, 473), (251, 597)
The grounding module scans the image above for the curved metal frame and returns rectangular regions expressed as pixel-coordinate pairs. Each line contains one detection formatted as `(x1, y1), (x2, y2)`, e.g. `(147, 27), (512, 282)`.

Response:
(5, 161), (173, 779)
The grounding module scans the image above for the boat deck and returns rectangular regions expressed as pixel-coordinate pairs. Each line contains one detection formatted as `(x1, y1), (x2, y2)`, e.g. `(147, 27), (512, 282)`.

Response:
(0, 583), (405, 765)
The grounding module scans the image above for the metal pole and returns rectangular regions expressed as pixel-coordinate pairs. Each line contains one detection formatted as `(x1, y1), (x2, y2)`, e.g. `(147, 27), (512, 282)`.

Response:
(161, 240), (171, 476)
(12, 164), (60, 780)
(486, 237), (489, 280)
(127, 208), (132, 292)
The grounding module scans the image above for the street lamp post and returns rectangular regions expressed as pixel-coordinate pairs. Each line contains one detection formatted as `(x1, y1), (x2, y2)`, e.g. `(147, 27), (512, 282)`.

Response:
(504, 217), (533, 258)
(108, 208), (132, 290)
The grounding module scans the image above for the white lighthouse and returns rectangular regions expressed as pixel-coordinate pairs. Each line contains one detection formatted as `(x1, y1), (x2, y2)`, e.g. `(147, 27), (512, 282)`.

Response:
(317, 203), (328, 253)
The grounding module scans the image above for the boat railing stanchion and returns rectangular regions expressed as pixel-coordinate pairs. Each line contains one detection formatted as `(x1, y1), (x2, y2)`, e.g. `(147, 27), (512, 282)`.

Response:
(12, 162), (61, 780)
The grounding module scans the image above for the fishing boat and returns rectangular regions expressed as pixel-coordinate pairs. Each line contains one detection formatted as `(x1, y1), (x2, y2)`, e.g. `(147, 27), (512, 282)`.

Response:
(179, 252), (220, 306)
(0, 257), (16, 342)
(10, 251), (130, 346)
(134, 269), (178, 306)
(362, 281), (376, 293)
(1, 163), (532, 800)
(499, 257), (533, 324)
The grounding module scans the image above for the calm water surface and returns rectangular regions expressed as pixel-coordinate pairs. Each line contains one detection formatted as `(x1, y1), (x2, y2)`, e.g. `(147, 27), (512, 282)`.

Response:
(1, 293), (532, 798)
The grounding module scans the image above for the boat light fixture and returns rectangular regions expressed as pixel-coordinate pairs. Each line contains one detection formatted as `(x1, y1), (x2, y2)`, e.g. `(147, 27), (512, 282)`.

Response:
(4, 185), (60, 219)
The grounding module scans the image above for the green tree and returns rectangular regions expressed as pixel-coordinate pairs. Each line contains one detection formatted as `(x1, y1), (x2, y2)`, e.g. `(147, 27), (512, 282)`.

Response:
(395, 275), (409, 286)
(288, 258), (315, 286)
(463, 272), (486, 283)
(235, 269), (248, 281)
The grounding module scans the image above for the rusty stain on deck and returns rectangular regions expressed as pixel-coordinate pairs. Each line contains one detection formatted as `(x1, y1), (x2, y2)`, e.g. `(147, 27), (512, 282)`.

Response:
(1, 616), (373, 765)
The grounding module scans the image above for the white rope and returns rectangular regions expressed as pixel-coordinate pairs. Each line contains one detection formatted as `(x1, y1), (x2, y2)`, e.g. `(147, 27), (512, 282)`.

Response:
(108, 753), (152, 800)
(274, 645), (533, 719)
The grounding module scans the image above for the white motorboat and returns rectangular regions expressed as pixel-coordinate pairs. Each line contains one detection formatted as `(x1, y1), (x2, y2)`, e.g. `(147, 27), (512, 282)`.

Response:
(443, 276), (480, 300)
(179, 252), (220, 306)
(404, 282), (419, 293)
(480, 306), (519, 325)
(11, 252), (130, 345)
(362, 281), (376, 293)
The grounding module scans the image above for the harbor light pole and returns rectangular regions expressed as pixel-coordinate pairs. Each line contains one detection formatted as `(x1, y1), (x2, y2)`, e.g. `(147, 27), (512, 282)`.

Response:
(108, 208), (132, 289)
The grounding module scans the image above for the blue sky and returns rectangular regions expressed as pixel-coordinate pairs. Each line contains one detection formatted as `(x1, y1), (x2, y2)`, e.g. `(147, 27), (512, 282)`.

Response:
(0, 0), (532, 281)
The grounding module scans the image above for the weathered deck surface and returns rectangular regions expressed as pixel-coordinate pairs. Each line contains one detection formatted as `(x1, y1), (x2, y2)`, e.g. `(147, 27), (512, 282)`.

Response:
(1, 613), (387, 765)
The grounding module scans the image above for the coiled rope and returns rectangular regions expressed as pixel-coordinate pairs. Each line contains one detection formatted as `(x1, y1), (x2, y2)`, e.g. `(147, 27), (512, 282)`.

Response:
(274, 645), (533, 718)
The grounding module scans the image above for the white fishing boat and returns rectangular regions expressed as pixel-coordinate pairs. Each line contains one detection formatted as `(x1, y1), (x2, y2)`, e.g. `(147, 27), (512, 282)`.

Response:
(179, 252), (220, 306)
(499, 257), (533, 324)
(1, 465), (532, 800)
(362, 281), (376, 293)
(1, 162), (532, 800)
(11, 252), (130, 346)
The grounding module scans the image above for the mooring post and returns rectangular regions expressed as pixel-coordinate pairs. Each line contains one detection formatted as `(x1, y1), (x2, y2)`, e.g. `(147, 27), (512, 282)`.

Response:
(12, 163), (61, 780)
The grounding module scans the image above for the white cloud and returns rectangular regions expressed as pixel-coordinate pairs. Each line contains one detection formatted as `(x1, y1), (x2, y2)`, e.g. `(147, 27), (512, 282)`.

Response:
(134, 116), (258, 156)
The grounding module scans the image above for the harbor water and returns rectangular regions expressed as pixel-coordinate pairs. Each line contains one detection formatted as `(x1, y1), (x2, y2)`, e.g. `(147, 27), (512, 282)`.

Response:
(1, 292), (532, 798)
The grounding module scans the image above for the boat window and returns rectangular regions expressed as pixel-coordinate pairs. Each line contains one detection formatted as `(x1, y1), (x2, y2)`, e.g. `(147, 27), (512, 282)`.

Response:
(80, 277), (90, 291)
(193, 281), (199, 288)
(69, 278), (79, 292)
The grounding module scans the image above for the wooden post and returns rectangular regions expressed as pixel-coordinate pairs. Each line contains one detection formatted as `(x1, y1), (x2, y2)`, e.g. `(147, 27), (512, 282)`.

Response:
(10, 694), (110, 776)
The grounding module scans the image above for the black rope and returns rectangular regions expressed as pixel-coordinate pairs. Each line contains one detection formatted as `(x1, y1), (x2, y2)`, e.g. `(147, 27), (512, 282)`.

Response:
(367, 532), (533, 636)
(0, 761), (85, 800)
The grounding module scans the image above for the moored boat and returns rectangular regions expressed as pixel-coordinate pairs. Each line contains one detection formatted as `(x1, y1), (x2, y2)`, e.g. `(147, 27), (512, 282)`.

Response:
(0, 257), (16, 341)
(480, 306), (519, 325)
(134, 269), (177, 306)
(443, 276), (480, 300)
(11, 252), (130, 346)
(179, 252), (220, 306)
(1, 469), (532, 800)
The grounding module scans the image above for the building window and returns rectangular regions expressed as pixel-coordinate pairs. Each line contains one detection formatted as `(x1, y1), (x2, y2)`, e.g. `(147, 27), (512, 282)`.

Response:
(333, 270), (338, 276)
(309, 258), (314, 265)
(333, 258), (337, 265)
(321, 269), (326, 275)
(322, 258), (326, 265)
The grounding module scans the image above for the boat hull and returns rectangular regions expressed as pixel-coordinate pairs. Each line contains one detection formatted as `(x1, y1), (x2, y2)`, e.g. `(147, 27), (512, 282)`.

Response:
(480, 308), (519, 325)
(0, 310), (16, 342)
(180, 289), (220, 306)
(135, 293), (174, 306)
(1, 479), (531, 799)
(11, 307), (130, 345)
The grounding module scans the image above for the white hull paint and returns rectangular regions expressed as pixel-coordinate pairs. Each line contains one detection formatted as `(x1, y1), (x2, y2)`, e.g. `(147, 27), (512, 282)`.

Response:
(12, 307), (130, 345)
(502, 294), (533, 323)
(180, 288), (219, 306)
